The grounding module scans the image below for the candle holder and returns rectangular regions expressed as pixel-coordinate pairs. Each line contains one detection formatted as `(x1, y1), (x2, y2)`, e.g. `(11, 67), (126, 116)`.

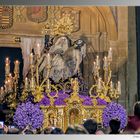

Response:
(20, 52), (59, 103)
(90, 49), (121, 106)
(0, 58), (20, 109)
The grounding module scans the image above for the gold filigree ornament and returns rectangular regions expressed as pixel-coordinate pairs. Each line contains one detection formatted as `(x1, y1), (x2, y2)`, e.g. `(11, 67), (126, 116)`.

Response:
(89, 85), (99, 106)
(9, 101), (17, 109)
(46, 84), (58, 106)
(99, 83), (111, 103)
(89, 81), (111, 106)
(53, 15), (74, 36)
(43, 14), (74, 36)
(20, 91), (28, 102)
(32, 86), (44, 103)
(65, 78), (83, 104)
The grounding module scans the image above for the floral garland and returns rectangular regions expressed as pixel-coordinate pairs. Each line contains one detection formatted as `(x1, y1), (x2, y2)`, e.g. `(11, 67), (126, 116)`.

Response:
(13, 101), (44, 129)
(102, 102), (127, 129)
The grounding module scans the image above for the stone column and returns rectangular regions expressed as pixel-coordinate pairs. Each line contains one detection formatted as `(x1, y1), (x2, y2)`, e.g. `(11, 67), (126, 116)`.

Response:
(127, 7), (137, 115)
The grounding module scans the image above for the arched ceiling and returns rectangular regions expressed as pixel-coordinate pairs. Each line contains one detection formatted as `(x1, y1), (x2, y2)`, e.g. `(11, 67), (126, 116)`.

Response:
(88, 6), (118, 41)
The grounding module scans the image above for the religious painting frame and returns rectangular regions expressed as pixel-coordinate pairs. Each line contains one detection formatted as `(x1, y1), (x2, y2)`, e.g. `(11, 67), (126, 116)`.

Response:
(26, 6), (48, 23)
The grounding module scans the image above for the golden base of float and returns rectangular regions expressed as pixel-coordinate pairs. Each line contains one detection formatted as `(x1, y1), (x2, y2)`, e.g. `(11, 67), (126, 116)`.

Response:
(40, 78), (106, 131)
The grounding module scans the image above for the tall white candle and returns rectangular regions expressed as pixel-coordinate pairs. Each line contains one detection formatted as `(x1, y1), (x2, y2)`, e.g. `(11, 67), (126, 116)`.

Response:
(5, 63), (10, 75)
(47, 79), (50, 89)
(92, 61), (96, 73)
(8, 73), (13, 82)
(14, 60), (20, 73)
(30, 53), (33, 65)
(0, 87), (4, 94)
(37, 43), (41, 57)
(97, 77), (102, 90)
(7, 79), (12, 91)
(103, 56), (108, 68)
(108, 48), (112, 61)
(30, 77), (35, 89)
(25, 77), (28, 89)
(5, 58), (10, 75)
(4, 81), (8, 92)
(96, 55), (100, 69)
(5, 57), (9, 64)
(110, 81), (114, 89)
(117, 81), (121, 94)
(47, 53), (50, 66)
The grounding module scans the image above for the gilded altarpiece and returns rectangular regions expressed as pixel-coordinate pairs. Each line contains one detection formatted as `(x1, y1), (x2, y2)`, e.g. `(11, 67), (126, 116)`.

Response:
(41, 102), (105, 131)
(40, 79), (106, 131)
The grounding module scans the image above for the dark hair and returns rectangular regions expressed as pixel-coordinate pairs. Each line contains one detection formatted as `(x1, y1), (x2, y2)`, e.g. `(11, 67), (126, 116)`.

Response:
(97, 127), (106, 132)
(73, 39), (85, 49)
(50, 127), (64, 134)
(24, 129), (34, 134)
(7, 128), (20, 134)
(109, 119), (121, 134)
(42, 128), (51, 134)
(134, 102), (140, 118)
(36, 128), (41, 134)
(83, 119), (97, 134)
(65, 125), (88, 134)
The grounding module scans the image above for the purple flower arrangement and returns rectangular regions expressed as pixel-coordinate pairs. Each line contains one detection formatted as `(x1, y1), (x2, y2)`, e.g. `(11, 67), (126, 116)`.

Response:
(38, 90), (70, 106)
(79, 95), (108, 106)
(102, 102), (127, 129)
(13, 101), (44, 129)
(38, 90), (107, 106)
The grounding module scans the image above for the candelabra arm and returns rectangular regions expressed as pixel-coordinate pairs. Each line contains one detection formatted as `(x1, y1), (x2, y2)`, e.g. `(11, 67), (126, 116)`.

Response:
(40, 65), (51, 87)
(36, 59), (39, 86)
(106, 69), (112, 86)
(105, 62), (110, 84)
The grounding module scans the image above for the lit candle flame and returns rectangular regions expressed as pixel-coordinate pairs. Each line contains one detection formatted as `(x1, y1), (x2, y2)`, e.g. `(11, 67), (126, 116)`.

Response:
(37, 43), (41, 57)
(108, 48), (112, 61)
(117, 81), (121, 94)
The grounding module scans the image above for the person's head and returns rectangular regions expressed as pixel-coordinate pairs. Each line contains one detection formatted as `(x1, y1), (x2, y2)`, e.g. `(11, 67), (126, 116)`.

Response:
(109, 119), (121, 133)
(134, 102), (140, 118)
(42, 128), (51, 134)
(122, 130), (135, 134)
(96, 130), (104, 135)
(73, 39), (85, 49)
(7, 128), (20, 134)
(50, 127), (64, 134)
(65, 125), (88, 134)
(23, 129), (34, 134)
(83, 119), (97, 134)
(96, 128), (106, 135)
(49, 35), (71, 55)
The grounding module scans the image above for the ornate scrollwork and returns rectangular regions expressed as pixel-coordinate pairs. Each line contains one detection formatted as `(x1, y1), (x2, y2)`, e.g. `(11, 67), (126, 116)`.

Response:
(61, 7), (80, 32)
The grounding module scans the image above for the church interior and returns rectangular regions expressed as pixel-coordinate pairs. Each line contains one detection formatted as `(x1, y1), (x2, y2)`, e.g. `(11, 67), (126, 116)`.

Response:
(0, 6), (139, 134)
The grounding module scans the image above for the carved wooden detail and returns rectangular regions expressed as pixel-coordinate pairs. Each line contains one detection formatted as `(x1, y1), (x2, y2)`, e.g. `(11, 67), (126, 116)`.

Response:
(0, 6), (13, 29)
